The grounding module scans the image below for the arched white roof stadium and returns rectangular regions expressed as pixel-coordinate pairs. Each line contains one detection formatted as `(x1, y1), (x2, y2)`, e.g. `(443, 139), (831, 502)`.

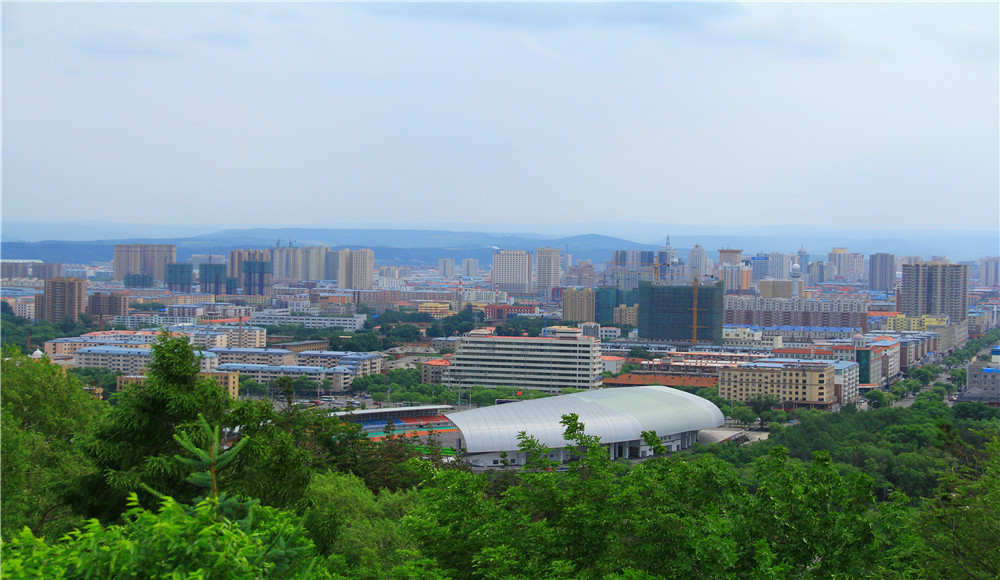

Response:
(446, 386), (725, 454)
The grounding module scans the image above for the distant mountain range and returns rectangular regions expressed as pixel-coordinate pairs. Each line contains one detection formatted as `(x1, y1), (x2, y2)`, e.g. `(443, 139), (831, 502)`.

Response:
(1, 224), (996, 266)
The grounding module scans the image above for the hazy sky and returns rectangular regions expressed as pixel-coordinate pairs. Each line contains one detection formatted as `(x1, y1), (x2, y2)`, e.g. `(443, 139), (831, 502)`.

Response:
(3, 2), (998, 232)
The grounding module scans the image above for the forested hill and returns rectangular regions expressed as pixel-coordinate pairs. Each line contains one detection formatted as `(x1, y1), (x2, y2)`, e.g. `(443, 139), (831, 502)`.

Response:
(2, 333), (999, 579)
(0, 230), (652, 266)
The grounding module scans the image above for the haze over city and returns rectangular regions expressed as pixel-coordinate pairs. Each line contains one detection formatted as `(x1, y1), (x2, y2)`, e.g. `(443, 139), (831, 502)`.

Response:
(3, 2), (998, 237)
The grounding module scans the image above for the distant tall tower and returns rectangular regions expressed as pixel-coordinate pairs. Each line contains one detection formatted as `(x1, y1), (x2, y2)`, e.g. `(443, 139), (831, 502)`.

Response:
(438, 258), (456, 278)
(717, 248), (743, 266)
(687, 244), (709, 278)
(982, 257), (1000, 287)
(766, 252), (791, 279)
(869, 253), (896, 292)
(492, 250), (532, 295)
(660, 237), (679, 265)
(535, 247), (562, 292)
(900, 261), (969, 321)
(461, 258), (479, 278)
(828, 248), (848, 279)
(797, 247), (809, 268)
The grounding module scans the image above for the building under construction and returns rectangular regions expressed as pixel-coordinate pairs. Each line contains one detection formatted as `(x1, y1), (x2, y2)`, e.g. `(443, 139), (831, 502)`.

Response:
(637, 280), (724, 345)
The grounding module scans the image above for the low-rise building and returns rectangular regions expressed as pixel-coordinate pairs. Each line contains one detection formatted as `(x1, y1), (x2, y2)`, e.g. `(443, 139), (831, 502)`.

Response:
(117, 370), (239, 399)
(207, 347), (295, 366)
(215, 363), (353, 392)
(718, 359), (837, 410)
(295, 351), (383, 376)
(248, 313), (367, 331)
(421, 359), (450, 385)
(75, 346), (218, 375)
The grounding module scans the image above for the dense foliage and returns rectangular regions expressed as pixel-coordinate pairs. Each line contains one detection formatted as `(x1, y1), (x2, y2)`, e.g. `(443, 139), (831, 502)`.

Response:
(3, 336), (999, 579)
(1, 301), (100, 353)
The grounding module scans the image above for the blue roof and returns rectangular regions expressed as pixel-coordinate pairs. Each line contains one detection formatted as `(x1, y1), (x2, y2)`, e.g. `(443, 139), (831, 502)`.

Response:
(209, 348), (292, 354)
(216, 363), (344, 374)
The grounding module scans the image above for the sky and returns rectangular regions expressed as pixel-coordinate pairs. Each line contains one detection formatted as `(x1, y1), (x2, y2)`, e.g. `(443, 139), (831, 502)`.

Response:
(3, 2), (998, 235)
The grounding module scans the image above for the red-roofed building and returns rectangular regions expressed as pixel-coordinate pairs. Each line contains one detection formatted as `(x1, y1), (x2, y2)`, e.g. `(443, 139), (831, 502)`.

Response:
(421, 359), (450, 385)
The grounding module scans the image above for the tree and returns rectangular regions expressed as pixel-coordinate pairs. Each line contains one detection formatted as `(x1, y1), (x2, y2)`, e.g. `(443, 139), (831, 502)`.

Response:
(71, 333), (232, 522)
(627, 347), (654, 360)
(731, 405), (757, 427)
(1, 494), (325, 579)
(865, 390), (890, 409)
(948, 368), (967, 389)
(911, 436), (1000, 578)
(1, 346), (106, 540)
(747, 394), (781, 428)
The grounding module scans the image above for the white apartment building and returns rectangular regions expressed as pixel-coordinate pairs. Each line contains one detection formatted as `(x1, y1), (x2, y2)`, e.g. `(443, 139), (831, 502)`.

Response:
(168, 324), (267, 349)
(216, 363), (354, 392)
(535, 246), (561, 291)
(207, 347), (296, 366)
(248, 313), (367, 332)
(295, 351), (384, 376)
(442, 327), (603, 392)
(462, 289), (508, 303)
(722, 327), (784, 350)
(74, 346), (218, 375)
(114, 315), (199, 330)
(492, 250), (532, 295)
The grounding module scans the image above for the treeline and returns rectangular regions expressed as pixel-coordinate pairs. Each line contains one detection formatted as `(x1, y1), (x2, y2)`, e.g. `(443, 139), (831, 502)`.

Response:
(2, 335), (999, 579)
(350, 369), (578, 407)
(1, 301), (101, 353)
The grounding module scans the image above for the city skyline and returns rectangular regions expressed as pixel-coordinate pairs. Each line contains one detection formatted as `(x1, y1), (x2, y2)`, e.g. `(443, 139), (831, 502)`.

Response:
(3, 3), (997, 231)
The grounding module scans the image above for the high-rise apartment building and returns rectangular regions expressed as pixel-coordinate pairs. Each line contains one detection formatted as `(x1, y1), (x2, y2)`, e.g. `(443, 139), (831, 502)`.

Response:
(34, 277), (87, 323)
(982, 257), (1000, 287)
(301, 246), (328, 281)
(165, 263), (194, 293)
(228, 249), (271, 280)
(113, 244), (177, 282)
(271, 246), (303, 281)
(720, 263), (751, 292)
(766, 252), (791, 279)
(637, 280), (724, 344)
(687, 244), (710, 278)
(717, 249), (743, 266)
(561, 288), (596, 323)
(535, 246), (561, 291)
(461, 258), (479, 278)
(438, 258), (456, 278)
(869, 253), (896, 292)
(900, 261), (969, 322)
(199, 263), (228, 295)
(845, 253), (865, 283)
(828, 248), (848, 279)
(333, 249), (375, 290)
(86, 292), (128, 317)
(32, 263), (64, 280)
(492, 250), (532, 295)
(242, 261), (273, 296)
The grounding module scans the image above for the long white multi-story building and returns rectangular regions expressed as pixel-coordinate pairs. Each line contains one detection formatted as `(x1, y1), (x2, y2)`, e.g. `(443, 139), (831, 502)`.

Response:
(74, 346), (218, 375)
(442, 327), (603, 392)
(248, 313), (367, 331)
